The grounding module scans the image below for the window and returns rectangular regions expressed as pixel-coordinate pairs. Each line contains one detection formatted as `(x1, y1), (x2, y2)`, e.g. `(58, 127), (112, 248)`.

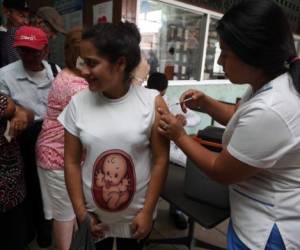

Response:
(138, 0), (205, 80)
(203, 17), (226, 80)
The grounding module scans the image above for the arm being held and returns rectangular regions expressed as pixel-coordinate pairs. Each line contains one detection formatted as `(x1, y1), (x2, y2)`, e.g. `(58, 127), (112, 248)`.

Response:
(157, 108), (261, 185)
(132, 95), (170, 240)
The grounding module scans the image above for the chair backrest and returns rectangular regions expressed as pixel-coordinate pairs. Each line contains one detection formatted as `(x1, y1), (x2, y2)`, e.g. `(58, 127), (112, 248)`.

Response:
(196, 126), (225, 152)
(184, 158), (229, 209)
(184, 126), (229, 209)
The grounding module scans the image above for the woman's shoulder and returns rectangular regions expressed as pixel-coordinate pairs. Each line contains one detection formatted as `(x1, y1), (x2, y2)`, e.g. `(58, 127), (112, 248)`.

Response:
(70, 88), (91, 102)
(242, 74), (297, 108)
(131, 84), (159, 100)
(238, 77), (300, 130)
(55, 69), (87, 84)
(261, 74), (300, 114)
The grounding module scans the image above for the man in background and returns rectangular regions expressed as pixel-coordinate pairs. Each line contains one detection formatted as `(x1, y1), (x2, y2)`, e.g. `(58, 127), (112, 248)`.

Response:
(0, 26), (59, 248)
(0, 0), (29, 67)
(30, 6), (66, 67)
(31, 6), (66, 39)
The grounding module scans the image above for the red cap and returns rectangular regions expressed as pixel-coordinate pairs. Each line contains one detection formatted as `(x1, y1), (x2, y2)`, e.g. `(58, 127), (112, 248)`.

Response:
(13, 26), (48, 50)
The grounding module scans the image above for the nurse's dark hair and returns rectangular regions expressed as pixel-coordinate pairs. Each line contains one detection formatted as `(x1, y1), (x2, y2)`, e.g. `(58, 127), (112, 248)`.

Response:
(216, 0), (300, 94)
(82, 21), (141, 82)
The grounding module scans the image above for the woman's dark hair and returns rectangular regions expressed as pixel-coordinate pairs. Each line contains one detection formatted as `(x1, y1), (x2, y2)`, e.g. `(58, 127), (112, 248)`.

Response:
(147, 72), (168, 92)
(82, 21), (141, 83)
(216, 0), (300, 94)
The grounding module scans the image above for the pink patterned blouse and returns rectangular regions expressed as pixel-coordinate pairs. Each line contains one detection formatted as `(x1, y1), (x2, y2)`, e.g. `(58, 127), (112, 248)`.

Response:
(36, 69), (88, 170)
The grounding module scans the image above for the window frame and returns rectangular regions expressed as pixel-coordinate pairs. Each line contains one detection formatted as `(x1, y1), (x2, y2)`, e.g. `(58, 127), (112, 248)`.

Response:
(137, 0), (300, 84)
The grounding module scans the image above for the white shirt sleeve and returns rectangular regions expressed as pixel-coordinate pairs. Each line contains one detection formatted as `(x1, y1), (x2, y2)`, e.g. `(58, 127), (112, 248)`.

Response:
(57, 98), (80, 137)
(227, 105), (296, 168)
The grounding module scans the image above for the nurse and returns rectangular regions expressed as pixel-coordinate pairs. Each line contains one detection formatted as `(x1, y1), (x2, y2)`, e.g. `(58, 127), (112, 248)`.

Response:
(158, 0), (300, 249)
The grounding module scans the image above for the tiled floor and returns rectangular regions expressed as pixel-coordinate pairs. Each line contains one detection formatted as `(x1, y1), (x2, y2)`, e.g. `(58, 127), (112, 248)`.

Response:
(29, 198), (228, 250)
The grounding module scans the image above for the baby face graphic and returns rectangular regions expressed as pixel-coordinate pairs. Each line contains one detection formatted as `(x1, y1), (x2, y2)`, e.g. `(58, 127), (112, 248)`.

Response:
(103, 154), (127, 186)
(92, 150), (136, 212)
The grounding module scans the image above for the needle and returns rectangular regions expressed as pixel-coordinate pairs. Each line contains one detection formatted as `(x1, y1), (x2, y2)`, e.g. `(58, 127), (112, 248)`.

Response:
(169, 97), (193, 107)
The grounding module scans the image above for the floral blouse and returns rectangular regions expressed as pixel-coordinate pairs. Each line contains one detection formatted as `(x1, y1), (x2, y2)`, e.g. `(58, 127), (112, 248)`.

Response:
(0, 93), (26, 212)
(36, 69), (87, 170)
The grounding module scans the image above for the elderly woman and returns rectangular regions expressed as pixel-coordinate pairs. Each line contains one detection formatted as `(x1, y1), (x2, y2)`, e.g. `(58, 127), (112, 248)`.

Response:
(36, 27), (87, 250)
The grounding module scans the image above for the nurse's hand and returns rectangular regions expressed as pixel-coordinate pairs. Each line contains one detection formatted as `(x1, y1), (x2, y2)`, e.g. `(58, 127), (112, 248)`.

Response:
(158, 108), (187, 141)
(132, 210), (152, 240)
(179, 89), (206, 113)
(175, 114), (187, 126)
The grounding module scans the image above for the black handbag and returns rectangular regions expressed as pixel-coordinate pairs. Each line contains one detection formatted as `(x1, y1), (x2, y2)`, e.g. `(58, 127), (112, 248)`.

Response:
(70, 215), (96, 250)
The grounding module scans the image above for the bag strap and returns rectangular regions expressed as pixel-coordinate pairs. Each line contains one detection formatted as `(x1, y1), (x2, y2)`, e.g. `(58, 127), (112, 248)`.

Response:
(49, 62), (58, 78)
(0, 31), (5, 68)
(192, 136), (223, 152)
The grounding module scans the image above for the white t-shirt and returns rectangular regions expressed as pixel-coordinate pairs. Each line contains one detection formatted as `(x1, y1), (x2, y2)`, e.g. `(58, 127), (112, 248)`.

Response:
(223, 73), (300, 249)
(58, 85), (158, 238)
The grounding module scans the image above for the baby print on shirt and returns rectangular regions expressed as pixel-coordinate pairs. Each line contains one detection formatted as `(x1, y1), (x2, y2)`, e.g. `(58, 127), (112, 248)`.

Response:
(92, 150), (136, 212)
